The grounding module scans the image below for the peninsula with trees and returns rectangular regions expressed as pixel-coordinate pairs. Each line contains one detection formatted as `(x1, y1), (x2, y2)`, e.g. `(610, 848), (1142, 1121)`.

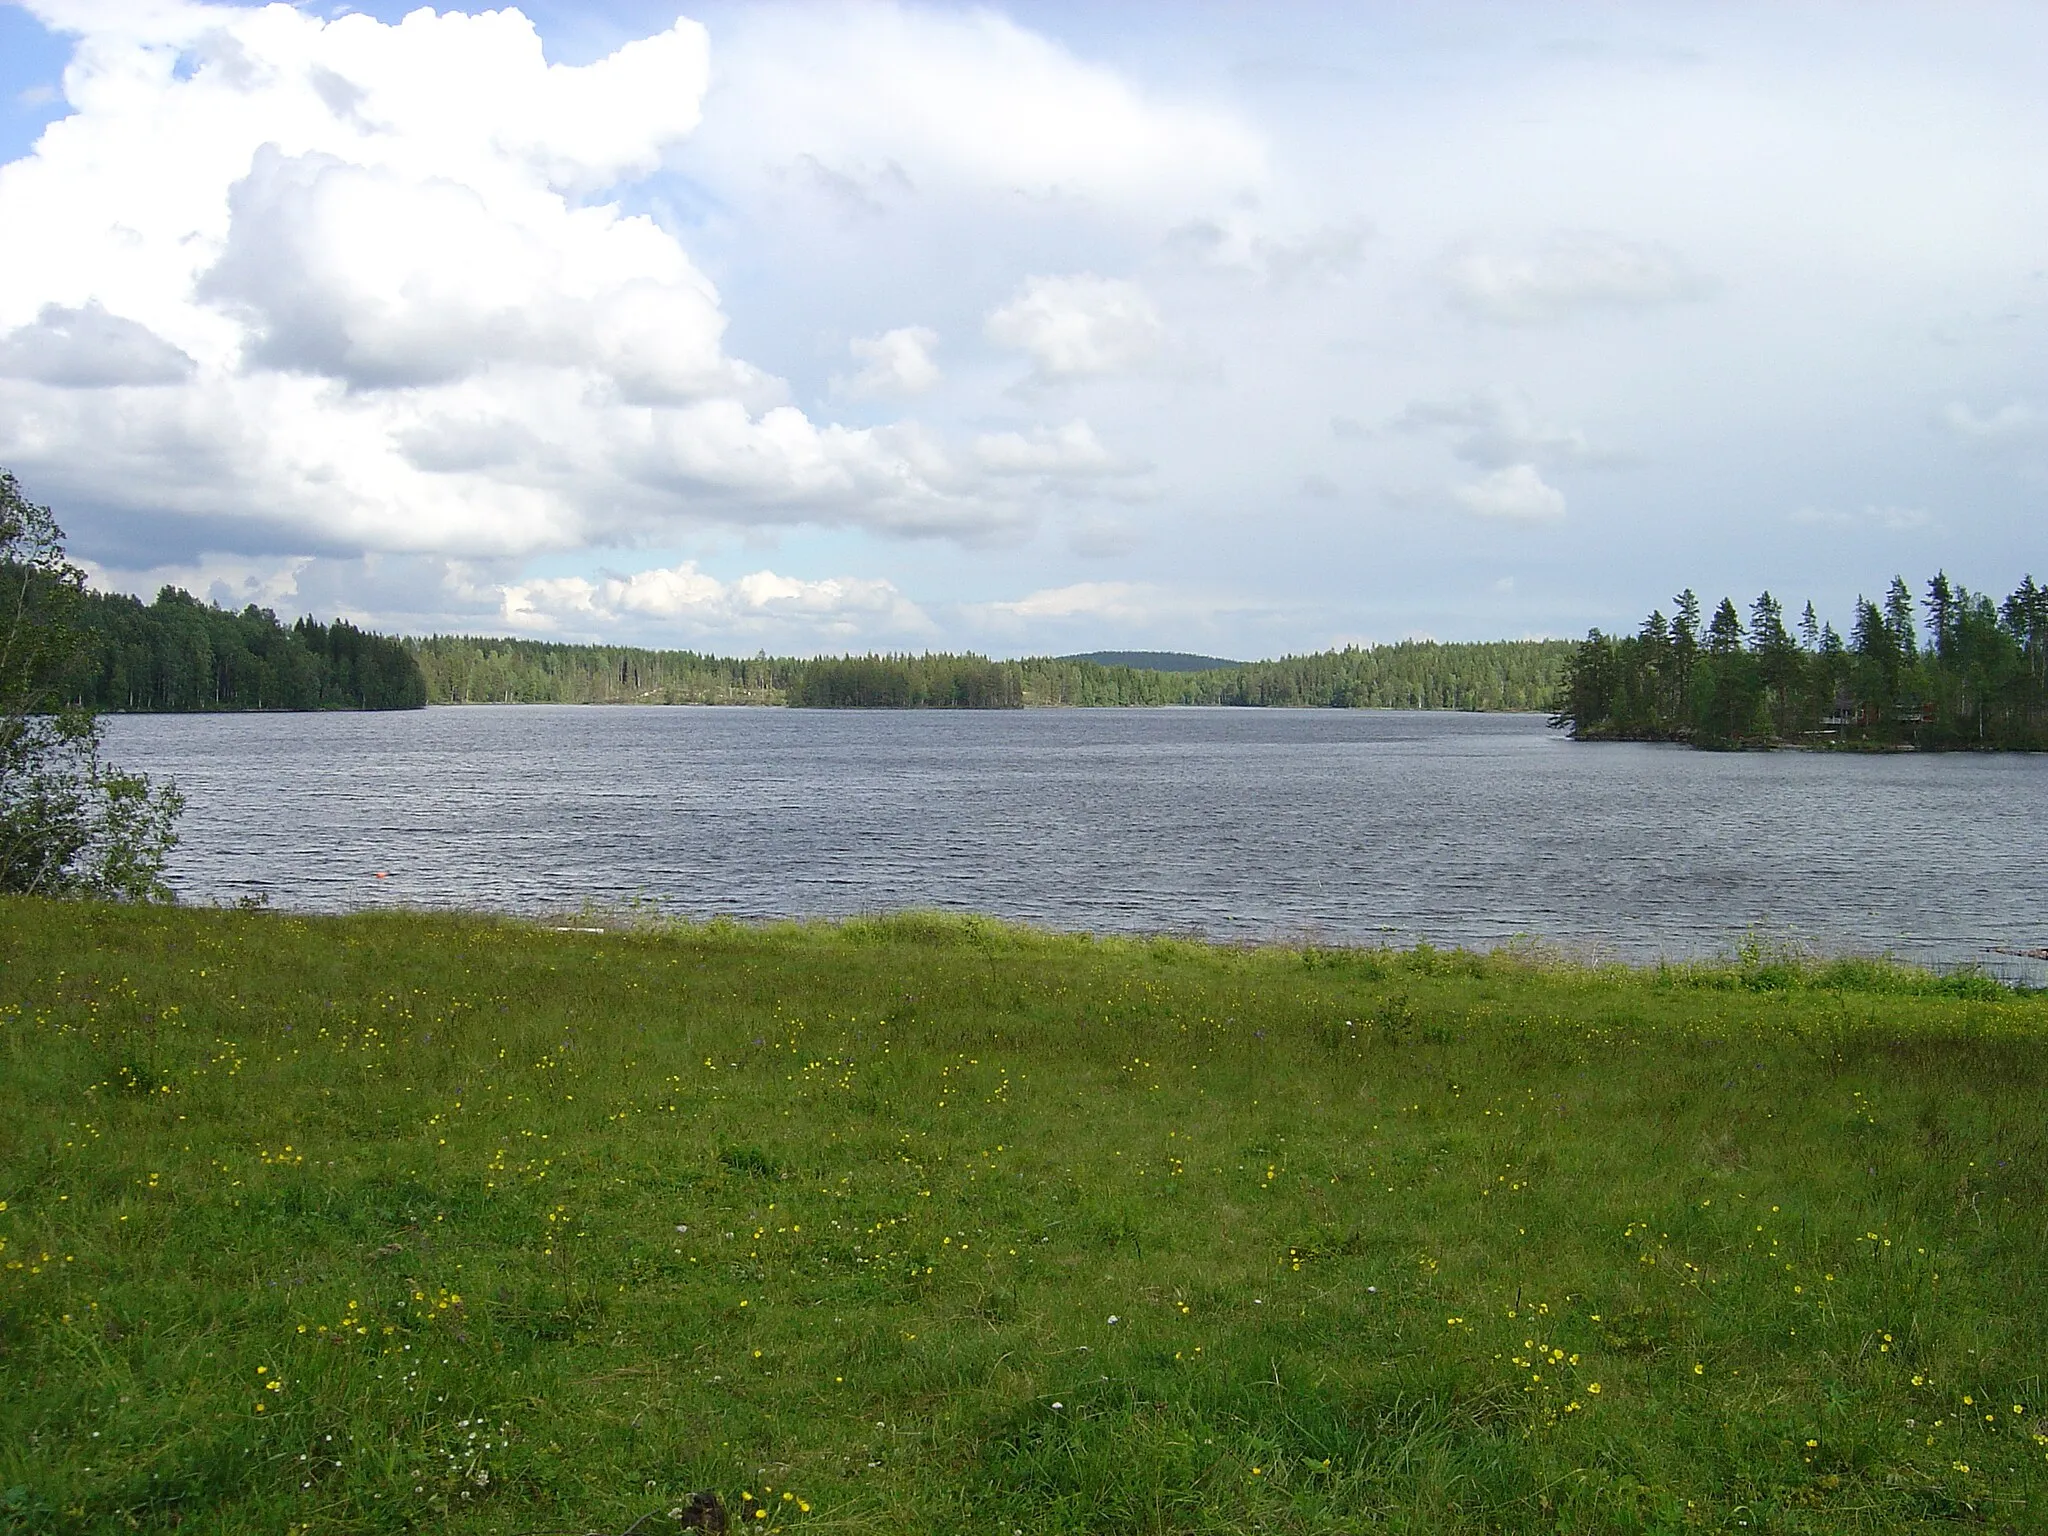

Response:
(1552, 573), (2048, 750)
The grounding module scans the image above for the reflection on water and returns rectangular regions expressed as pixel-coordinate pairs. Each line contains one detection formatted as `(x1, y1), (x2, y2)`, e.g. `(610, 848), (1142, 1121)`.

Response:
(102, 706), (2048, 981)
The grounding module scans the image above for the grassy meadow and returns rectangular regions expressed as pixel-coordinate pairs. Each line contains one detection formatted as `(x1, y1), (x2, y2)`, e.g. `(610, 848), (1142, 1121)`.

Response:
(2, 899), (2045, 1534)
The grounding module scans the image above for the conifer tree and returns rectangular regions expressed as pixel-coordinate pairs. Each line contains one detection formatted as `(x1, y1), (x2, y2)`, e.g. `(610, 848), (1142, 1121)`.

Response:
(1706, 598), (1745, 655)
(1924, 572), (1956, 660)
(1884, 577), (1918, 658)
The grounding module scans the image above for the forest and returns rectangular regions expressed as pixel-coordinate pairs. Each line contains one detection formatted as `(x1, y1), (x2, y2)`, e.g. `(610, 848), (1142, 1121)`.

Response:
(410, 634), (801, 705)
(61, 584), (426, 711)
(1552, 572), (2048, 750)
(789, 652), (1024, 707)
(1173, 638), (1566, 710)
(411, 634), (1573, 711)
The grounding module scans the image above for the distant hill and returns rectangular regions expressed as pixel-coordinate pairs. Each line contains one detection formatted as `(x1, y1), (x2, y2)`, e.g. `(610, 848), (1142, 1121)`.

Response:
(1062, 650), (1244, 672)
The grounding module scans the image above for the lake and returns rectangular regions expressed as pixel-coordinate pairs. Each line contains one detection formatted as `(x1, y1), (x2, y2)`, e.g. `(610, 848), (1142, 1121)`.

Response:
(101, 706), (2048, 982)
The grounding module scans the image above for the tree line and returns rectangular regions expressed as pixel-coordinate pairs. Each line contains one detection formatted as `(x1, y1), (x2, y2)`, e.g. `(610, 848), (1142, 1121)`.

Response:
(1170, 639), (1568, 711)
(10, 565), (1580, 718)
(64, 584), (426, 711)
(410, 634), (1574, 711)
(410, 634), (801, 705)
(1552, 573), (2048, 750)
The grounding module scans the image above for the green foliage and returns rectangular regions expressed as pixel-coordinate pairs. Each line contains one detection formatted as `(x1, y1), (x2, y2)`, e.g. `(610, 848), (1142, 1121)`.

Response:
(0, 472), (183, 899)
(3, 901), (2044, 1534)
(66, 586), (425, 712)
(1554, 571), (2048, 750)
(410, 634), (801, 704)
(409, 635), (1575, 711)
(789, 653), (1022, 708)
(1167, 639), (1571, 710)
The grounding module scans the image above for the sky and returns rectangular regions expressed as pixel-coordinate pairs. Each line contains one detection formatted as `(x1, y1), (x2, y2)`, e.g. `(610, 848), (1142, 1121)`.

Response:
(0, 0), (2043, 658)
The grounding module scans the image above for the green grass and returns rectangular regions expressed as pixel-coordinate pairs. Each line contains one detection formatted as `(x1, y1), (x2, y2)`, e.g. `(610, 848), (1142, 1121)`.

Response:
(2, 900), (2045, 1535)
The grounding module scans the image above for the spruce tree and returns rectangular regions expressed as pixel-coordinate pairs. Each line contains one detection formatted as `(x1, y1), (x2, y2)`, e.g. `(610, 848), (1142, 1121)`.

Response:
(1884, 577), (1918, 658)
(1706, 598), (1745, 655)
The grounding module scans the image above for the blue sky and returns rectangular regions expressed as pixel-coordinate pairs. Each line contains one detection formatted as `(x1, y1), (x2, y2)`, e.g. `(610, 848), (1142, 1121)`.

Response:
(1, 0), (2043, 655)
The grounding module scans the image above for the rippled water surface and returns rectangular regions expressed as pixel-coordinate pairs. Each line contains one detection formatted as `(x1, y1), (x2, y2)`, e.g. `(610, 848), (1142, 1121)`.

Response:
(102, 707), (2048, 979)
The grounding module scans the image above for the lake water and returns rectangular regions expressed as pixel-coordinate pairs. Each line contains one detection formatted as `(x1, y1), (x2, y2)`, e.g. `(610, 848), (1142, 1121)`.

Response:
(101, 706), (2048, 982)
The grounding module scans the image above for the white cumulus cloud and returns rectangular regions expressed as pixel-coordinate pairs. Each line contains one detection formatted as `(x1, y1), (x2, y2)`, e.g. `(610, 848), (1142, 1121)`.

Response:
(196, 146), (750, 401)
(985, 274), (1165, 381)
(1451, 464), (1566, 522)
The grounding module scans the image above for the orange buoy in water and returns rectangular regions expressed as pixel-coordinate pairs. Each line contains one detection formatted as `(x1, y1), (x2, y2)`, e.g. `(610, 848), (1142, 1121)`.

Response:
(374, 871), (389, 878)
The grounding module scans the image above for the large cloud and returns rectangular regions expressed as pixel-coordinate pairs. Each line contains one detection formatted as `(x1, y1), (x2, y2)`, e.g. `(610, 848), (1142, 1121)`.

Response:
(0, 0), (1011, 562)
(197, 146), (749, 400)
